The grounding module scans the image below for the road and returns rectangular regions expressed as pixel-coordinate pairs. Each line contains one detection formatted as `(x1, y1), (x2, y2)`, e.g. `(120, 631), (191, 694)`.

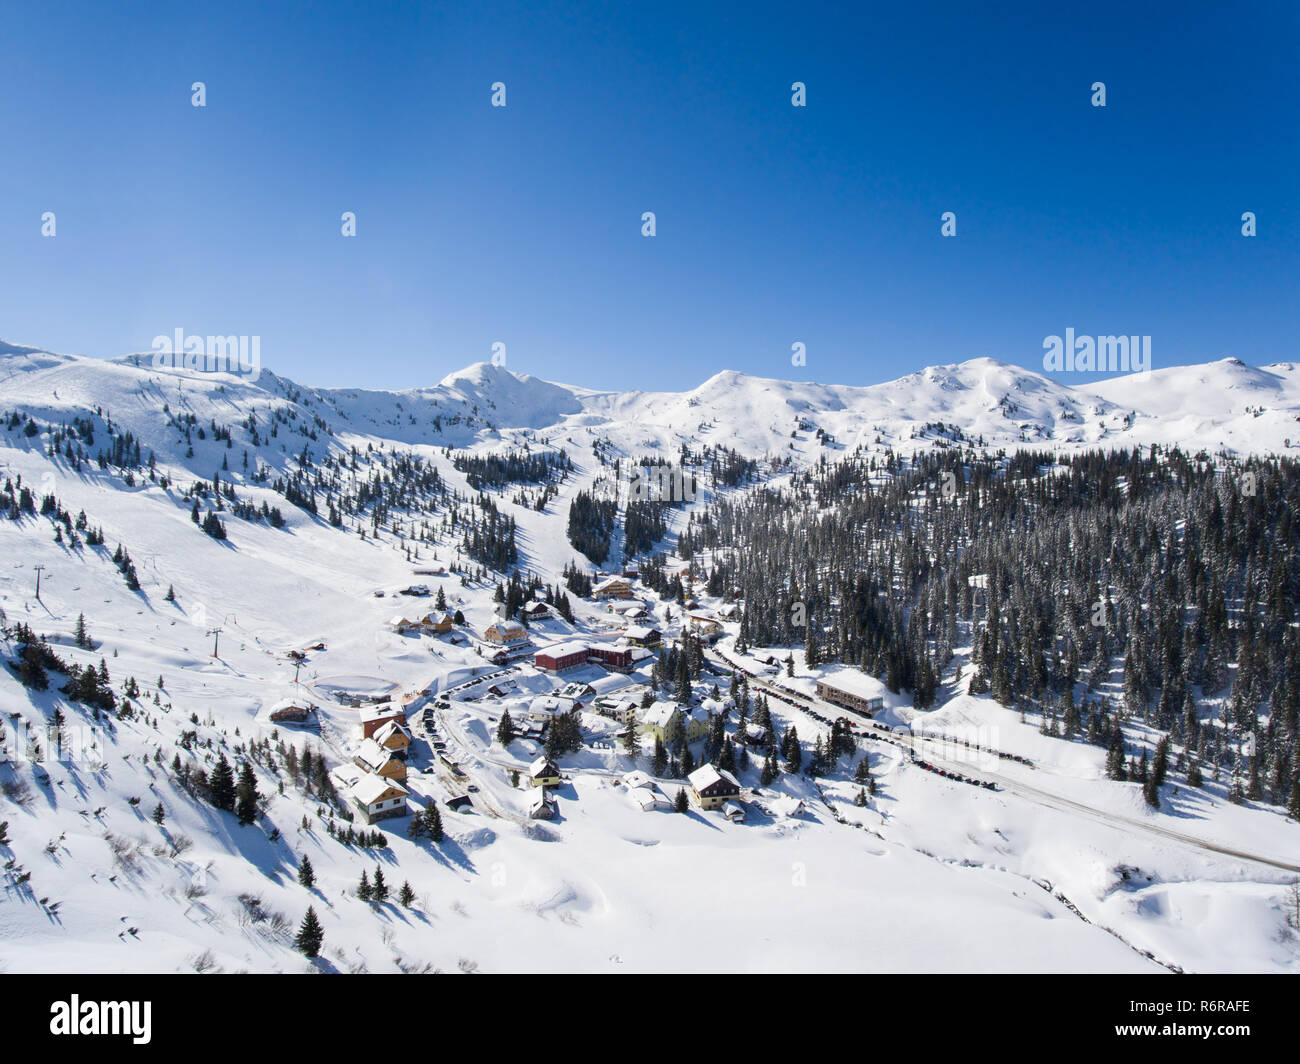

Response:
(709, 649), (1300, 876)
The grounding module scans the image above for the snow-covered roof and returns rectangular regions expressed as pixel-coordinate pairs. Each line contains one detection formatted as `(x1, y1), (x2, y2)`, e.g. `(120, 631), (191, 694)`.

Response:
(529, 756), (558, 777)
(538, 639), (589, 659)
(630, 788), (667, 811)
(359, 702), (404, 723)
(816, 668), (885, 701)
(623, 770), (653, 790)
(351, 773), (406, 806)
(528, 696), (573, 716)
(625, 625), (658, 640)
(641, 702), (680, 728)
(355, 737), (397, 770)
(770, 794), (805, 818)
(688, 763), (740, 792)
(373, 720), (411, 744)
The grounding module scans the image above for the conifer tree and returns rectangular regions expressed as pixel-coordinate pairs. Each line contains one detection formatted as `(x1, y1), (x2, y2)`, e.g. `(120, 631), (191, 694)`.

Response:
(235, 760), (260, 825)
(209, 752), (236, 812)
(652, 736), (668, 777)
(294, 906), (324, 958)
(495, 708), (516, 747)
(424, 804), (444, 842)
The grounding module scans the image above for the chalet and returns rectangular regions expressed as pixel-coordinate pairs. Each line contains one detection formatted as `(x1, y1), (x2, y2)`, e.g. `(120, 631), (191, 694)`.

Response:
(269, 704), (313, 724)
(522, 601), (552, 620)
(350, 774), (408, 824)
(528, 790), (556, 819)
(624, 625), (662, 648)
(528, 757), (561, 788)
(527, 695), (577, 721)
(722, 801), (746, 822)
(687, 614), (722, 637)
(535, 640), (590, 673)
(558, 680), (596, 702)
(388, 614), (425, 634)
(354, 738), (408, 782)
(630, 787), (670, 812)
(815, 673), (885, 716)
(425, 612), (455, 634)
(594, 696), (638, 724)
(484, 621), (528, 645)
(769, 794), (806, 819)
(359, 702), (406, 739)
(623, 770), (654, 790)
(621, 566), (640, 579)
(593, 577), (633, 600)
(372, 720), (412, 758)
(688, 763), (741, 811)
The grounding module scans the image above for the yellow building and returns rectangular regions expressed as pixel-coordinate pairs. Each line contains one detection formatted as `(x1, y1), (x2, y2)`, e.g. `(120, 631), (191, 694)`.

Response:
(528, 756), (561, 788)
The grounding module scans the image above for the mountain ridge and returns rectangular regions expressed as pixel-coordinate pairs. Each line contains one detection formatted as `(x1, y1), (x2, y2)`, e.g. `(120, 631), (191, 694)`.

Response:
(2, 339), (1299, 466)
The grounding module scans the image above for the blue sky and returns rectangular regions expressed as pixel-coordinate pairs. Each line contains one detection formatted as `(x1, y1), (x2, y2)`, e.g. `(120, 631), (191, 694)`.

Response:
(0, 0), (1295, 391)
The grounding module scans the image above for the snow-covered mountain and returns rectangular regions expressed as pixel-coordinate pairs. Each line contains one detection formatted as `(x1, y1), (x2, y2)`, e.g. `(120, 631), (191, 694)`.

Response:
(3, 343), (1298, 479)
(1, 338), (1298, 975)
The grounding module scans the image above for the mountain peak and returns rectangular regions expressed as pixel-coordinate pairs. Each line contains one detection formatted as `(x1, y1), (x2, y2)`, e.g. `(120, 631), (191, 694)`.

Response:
(437, 360), (520, 390)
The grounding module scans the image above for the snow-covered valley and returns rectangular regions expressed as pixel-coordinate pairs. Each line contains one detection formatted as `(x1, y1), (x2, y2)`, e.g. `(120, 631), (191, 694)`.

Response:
(1, 341), (1298, 974)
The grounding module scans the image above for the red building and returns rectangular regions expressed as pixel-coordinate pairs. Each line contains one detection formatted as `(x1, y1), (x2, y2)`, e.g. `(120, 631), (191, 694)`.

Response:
(587, 644), (634, 672)
(534, 641), (637, 673)
(534, 641), (590, 673)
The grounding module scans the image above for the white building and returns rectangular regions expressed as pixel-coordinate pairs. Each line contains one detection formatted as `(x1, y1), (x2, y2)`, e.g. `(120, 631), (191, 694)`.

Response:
(350, 773), (408, 824)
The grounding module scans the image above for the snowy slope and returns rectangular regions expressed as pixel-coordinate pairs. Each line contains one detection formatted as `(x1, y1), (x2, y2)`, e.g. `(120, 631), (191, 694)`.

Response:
(1, 338), (1298, 974)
